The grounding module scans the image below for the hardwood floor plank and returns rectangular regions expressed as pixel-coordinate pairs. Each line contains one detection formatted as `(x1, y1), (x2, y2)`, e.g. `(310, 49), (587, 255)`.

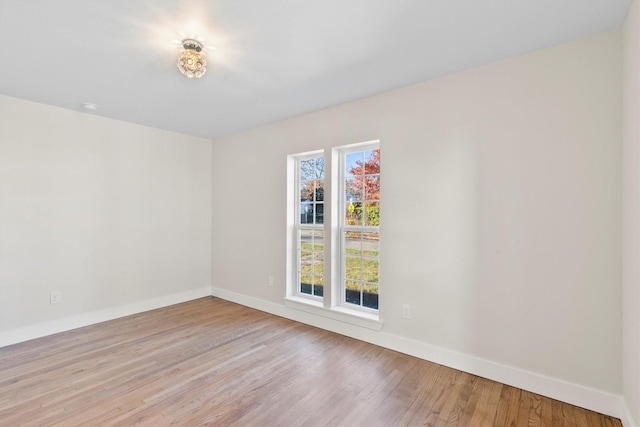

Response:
(462, 377), (502, 426)
(0, 297), (623, 426)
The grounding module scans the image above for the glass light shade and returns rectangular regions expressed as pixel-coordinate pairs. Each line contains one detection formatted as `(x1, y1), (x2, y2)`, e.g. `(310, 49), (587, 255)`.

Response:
(177, 39), (207, 78)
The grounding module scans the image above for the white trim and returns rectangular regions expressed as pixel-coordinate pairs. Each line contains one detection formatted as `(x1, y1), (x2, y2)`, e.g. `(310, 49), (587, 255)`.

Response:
(211, 286), (626, 422)
(284, 295), (382, 330)
(622, 399), (639, 427)
(0, 286), (211, 348)
(337, 139), (381, 154)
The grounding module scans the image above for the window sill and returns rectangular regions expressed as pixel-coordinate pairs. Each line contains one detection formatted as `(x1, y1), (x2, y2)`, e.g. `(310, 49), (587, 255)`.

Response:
(283, 296), (383, 331)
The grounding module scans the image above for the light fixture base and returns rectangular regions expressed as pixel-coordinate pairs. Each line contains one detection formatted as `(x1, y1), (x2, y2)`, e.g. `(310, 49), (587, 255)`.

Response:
(182, 39), (203, 52)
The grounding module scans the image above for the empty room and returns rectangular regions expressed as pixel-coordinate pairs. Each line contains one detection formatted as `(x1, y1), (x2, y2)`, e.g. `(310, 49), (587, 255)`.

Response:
(0, 0), (638, 426)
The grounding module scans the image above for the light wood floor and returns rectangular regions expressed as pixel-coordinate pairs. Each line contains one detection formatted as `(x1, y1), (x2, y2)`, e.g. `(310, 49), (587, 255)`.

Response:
(0, 297), (622, 427)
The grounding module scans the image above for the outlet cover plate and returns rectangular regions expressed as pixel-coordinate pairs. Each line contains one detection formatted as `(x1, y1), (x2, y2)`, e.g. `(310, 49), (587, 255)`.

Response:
(402, 304), (411, 319)
(50, 291), (61, 304)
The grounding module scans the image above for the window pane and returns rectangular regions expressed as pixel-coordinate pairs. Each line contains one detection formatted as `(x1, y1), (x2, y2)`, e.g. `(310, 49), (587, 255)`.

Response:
(299, 181), (312, 202)
(300, 248), (312, 259)
(345, 202), (362, 226)
(364, 202), (380, 226)
(345, 152), (362, 175)
(311, 229), (323, 248)
(313, 274), (324, 296)
(345, 256), (362, 281)
(345, 175), (362, 202)
(315, 157), (325, 180)
(363, 284), (379, 309)
(345, 186), (362, 203)
(362, 259), (379, 283)
(361, 232), (379, 256)
(364, 175), (380, 201)
(300, 273), (312, 294)
(300, 200), (313, 224)
(300, 159), (315, 180)
(315, 202), (324, 224)
(345, 281), (361, 305)
(344, 231), (362, 250)
(364, 149), (380, 174)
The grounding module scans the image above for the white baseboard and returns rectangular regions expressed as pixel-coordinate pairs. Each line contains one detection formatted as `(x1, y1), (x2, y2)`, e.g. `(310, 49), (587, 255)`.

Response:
(211, 286), (627, 423)
(622, 400), (639, 427)
(0, 286), (211, 348)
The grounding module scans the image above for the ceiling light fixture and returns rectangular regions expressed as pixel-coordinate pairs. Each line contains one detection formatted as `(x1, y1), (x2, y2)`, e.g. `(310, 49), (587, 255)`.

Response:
(177, 39), (207, 78)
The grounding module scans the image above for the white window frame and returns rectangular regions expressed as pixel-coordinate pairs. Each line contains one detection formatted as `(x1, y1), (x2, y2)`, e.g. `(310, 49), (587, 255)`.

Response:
(293, 152), (324, 302)
(285, 142), (382, 331)
(335, 142), (380, 314)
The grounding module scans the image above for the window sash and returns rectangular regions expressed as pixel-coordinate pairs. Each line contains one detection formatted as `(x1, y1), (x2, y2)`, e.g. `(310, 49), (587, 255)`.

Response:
(340, 228), (379, 311)
(296, 225), (324, 299)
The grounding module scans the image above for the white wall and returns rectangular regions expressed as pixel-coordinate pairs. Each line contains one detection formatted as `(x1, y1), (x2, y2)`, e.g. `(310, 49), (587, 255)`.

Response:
(212, 30), (623, 415)
(0, 96), (212, 345)
(623, 1), (640, 426)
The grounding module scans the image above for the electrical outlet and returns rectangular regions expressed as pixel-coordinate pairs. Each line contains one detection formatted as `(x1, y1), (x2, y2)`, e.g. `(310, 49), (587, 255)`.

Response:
(267, 276), (274, 287)
(402, 304), (411, 319)
(50, 291), (62, 305)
